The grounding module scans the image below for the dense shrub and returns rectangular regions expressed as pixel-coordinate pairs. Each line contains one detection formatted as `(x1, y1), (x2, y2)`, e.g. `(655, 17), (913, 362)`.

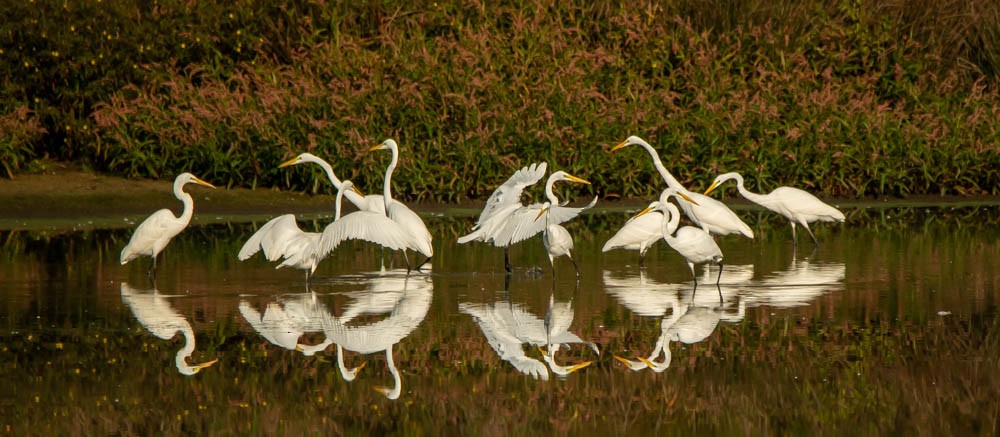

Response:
(5, 1), (1000, 199)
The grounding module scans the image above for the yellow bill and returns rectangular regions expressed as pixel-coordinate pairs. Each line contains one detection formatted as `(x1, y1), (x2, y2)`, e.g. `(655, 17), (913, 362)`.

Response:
(704, 181), (721, 196)
(277, 156), (301, 168)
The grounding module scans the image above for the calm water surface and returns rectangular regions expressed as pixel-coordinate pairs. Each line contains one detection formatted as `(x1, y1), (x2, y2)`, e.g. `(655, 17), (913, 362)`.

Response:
(2, 204), (999, 434)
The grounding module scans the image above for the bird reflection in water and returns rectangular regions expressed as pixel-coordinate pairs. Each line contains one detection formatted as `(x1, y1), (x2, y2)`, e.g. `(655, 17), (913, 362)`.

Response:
(744, 254), (846, 309)
(120, 282), (218, 376)
(460, 281), (598, 381)
(238, 272), (432, 399)
(604, 267), (749, 372)
(238, 288), (332, 355)
(318, 273), (433, 399)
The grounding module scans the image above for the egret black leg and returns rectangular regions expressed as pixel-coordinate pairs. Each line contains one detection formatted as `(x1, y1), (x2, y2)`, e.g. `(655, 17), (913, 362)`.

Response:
(415, 256), (431, 272)
(716, 262), (724, 304)
(504, 247), (512, 275)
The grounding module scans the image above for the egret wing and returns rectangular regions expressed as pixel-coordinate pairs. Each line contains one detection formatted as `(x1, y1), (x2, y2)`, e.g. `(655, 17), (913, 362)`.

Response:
(602, 211), (663, 252)
(238, 214), (308, 261)
(763, 187), (845, 222)
(387, 201), (433, 256)
(475, 162), (547, 228)
(319, 211), (412, 256)
(121, 209), (176, 263)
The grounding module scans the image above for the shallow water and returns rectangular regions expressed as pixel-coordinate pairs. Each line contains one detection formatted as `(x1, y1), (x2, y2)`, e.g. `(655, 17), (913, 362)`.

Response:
(2, 204), (999, 434)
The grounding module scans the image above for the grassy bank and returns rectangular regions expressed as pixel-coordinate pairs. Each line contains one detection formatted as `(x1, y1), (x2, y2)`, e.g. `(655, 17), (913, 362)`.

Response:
(3, 0), (999, 200)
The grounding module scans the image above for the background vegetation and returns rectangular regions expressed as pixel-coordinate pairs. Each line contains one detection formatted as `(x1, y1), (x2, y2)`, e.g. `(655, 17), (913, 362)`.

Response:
(3, 0), (999, 200)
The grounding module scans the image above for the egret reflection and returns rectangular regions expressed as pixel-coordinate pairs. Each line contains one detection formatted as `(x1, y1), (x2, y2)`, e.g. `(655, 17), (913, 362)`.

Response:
(239, 291), (331, 354)
(318, 273), (433, 399)
(460, 284), (597, 381)
(603, 268), (748, 372)
(744, 257), (846, 309)
(120, 282), (218, 376)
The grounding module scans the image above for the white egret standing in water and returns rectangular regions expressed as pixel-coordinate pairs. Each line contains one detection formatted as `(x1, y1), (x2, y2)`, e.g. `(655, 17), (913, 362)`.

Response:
(535, 202), (579, 277)
(611, 136), (753, 239)
(634, 192), (725, 301)
(459, 170), (596, 273)
(120, 172), (215, 278)
(704, 172), (845, 246)
(368, 139), (434, 272)
(602, 188), (699, 267)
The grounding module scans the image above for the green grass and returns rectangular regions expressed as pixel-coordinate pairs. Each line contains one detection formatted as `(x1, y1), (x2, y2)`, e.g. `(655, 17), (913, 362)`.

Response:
(2, 0), (1000, 199)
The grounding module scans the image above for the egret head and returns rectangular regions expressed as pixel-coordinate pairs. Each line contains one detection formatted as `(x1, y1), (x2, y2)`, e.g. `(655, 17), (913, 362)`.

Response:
(176, 172), (216, 190)
(368, 139), (398, 152)
(658, 188), (699, 206)
(177, 357), (218, 376)
(632, 201), (664, 220)
(339, 180), (364, 197)
(534, 202), (552, 222)
(278, 152), (322, 169)
(548, 171), (590, 186)
(704, 172), (743, 196)
(610, 135), (650, 152)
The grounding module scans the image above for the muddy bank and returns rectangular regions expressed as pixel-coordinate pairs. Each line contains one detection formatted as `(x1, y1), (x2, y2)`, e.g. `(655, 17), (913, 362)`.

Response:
(2, 168), (998, 231)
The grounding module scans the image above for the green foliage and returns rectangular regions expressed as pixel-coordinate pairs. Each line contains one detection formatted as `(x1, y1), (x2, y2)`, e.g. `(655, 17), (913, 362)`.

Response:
(3, 0), (1000, 198)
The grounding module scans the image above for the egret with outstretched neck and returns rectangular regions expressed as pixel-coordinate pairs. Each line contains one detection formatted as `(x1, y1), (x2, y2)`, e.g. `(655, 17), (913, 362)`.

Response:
(611, 136), (753, 239)
(704, 172), (845, 246)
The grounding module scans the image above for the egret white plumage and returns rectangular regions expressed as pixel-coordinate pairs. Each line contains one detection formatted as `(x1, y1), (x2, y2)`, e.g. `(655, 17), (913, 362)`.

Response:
(459, 169), (596, 273)
(120, 282), (218, 375)
(704, 172), (845, 246)
(368, 139), (434, 272)
(611, 136), (753, 239)
(120, 172), (215, 277)
(238, 181), (384, 281)
(278, 152), (385, 214)
(602, 188), (699, 267)
(634, 192), (725, 301)
(535, 202), (579, 277)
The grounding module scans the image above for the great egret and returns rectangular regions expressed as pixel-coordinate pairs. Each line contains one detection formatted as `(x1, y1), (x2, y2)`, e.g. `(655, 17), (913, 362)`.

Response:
(535, 202), (579, 277)
(239, 181), (403, 281)
(120, 172), (215, 277)
(459, 170), (596, 273)
(466, 162), (548, 232)
(278, 152), (385, 214)
(368, 139), (434, 271)
(602, 188), (699, 267)
(120, 282), (218, 375)
(611, 136), (753, 239)
(634, 193), (725, 301)
(704, 172), (845, 246)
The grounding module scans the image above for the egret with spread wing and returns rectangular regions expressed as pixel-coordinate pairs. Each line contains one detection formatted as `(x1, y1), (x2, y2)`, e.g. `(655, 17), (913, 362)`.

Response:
(611, 136), (753, 239)
(460, 170), (596, 273)
(704, 172), (845, 246)
(120, 172), (215, 278)
(238, 181), (367, 281)
(368, 139), (434, 272)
